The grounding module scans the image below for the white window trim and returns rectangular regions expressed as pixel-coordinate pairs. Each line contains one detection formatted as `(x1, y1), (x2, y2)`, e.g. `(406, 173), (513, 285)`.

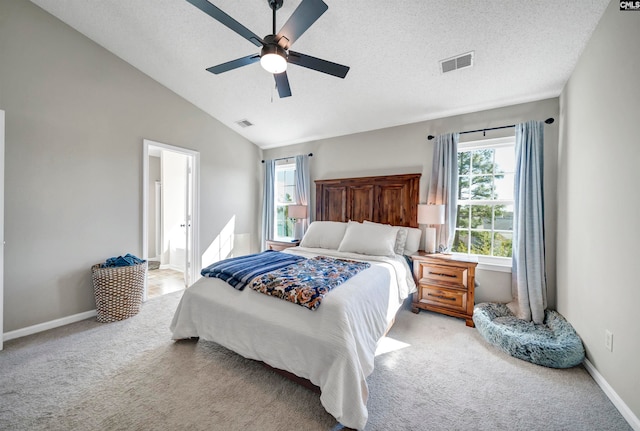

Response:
(458, 136), (514, 150)
(274, 161), (297, 240)
(456, 136), (515, 268)
(453, 253), (512, 272)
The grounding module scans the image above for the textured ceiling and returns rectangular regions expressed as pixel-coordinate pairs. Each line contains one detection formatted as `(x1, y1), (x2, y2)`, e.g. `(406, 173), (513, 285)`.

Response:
(30, 0), (609, 149)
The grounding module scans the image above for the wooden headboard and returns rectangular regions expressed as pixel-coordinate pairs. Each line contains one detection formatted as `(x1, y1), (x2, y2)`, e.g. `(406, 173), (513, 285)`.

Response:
(315, 173), (421, 228)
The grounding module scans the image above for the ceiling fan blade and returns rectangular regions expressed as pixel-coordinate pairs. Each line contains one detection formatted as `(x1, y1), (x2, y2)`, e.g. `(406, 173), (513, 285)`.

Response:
(206, 54), (260, 74)
(186, 0), (263, 47)
(288, 51), (350, 78)
(274, 71), (292, 98)
(276, 0), (328, 49)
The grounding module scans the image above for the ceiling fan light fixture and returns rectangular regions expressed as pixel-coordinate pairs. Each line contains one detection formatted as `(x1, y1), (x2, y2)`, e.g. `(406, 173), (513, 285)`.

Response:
(189, 0), (349, 97)
(260, 44), (287, 74)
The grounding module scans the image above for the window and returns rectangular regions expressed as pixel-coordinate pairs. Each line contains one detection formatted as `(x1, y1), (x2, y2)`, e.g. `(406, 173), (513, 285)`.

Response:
(274, 160), (296, 239)
(453, 137), (515, 260)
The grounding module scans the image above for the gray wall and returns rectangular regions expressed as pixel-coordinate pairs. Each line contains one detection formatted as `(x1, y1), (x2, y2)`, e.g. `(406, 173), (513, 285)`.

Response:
(264, 98), (559, 308)
(0, 0), (261, 332)
(558, 0), (640, 420)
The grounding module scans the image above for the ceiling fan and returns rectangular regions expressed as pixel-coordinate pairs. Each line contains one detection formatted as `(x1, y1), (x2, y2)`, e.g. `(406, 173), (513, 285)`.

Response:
(186, 0), (350, 98)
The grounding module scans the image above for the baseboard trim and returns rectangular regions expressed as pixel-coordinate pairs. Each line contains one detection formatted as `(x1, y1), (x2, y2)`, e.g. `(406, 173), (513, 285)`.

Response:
(583, 358), (640, 431)
(3, 309), (97, 342)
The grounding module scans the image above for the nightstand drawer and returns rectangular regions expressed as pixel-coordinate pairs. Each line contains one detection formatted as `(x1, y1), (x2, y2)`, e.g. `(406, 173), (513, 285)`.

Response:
(420, 286), (467, 311)
(418, 263), (467, 289)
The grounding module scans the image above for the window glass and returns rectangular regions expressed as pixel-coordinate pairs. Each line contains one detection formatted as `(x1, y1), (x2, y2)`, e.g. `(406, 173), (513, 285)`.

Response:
(494, 146), (515, 173)
(453, 138), (515, 259)
(458, 151), (471, 175)
(471, 149), (494, 174)
(495, 204), (514, 231)
(494, 173), (514, 200)
(456, 205), (470, 229)
(470, 204), (492, 229)
(493, 232), (513, 257)
(274, 162), (296, 238)
(471, 175), (493, 200)
(458, 176), (471, 200)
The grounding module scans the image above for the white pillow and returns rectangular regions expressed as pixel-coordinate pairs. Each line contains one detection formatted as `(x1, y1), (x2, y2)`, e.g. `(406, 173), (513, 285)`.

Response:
(299, 221), (348, 250)
(404, 227), (422, 255)
(363, 220), (407, 255)
(395, 227), (409, 255)
(338, 221), (399, 256)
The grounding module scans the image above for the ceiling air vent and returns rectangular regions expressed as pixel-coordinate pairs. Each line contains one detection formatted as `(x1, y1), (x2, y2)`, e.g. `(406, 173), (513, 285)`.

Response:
(440, 51), (474, 74)
(235, 119), (253, 128)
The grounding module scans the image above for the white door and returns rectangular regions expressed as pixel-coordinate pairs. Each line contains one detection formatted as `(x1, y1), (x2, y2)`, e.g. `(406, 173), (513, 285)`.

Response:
(162, 150), (187, 273)
(1, 110), (5, 350)
(184, 156), (193, 287)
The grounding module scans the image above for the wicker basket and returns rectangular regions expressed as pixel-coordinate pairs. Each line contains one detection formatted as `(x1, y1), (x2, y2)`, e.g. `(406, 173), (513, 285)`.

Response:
(91, 261), (147, 323)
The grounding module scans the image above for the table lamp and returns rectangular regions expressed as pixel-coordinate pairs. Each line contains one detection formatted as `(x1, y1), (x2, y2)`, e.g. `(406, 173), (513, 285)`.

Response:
(417, 204), (445, 253)
(288, 204), (308, 240)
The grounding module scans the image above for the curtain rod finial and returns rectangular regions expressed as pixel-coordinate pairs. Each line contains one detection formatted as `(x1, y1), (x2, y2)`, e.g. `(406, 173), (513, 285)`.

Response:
(545, 118), (554, 124)
(427, 135), (435, 140)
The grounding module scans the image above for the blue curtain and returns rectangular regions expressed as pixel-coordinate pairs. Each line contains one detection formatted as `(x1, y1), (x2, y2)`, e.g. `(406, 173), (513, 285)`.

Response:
(427, 133), (459, 252)
(295, 154), (310, 235)
(261, 160), (275, 251)
(509, 121), (547, 324)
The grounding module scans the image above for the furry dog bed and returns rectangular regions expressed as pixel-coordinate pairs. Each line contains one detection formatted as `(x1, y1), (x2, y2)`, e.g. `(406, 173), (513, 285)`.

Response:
(472, 303), (585, 368)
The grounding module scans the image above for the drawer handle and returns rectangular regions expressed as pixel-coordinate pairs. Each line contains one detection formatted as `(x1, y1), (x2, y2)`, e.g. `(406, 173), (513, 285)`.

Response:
(428, 293), (456, 302)
(429, 271), (456, 278)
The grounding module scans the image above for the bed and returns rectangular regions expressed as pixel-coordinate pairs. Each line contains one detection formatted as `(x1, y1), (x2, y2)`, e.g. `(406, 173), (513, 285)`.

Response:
(170, 173), (421, 430)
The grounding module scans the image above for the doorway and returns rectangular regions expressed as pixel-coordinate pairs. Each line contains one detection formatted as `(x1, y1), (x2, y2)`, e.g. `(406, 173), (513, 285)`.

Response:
(142, 140), (200, 301)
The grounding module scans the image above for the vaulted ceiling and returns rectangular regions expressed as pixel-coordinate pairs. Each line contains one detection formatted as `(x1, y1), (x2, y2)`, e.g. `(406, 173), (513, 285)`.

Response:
(30, 0), (610, 148)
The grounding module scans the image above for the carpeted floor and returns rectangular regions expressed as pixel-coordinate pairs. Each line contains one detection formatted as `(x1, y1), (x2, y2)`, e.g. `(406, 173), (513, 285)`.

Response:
(0, 291), (632, 431)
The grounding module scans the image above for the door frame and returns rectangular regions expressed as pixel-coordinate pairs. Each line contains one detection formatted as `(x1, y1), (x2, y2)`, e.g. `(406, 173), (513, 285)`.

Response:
(142, 139), (200, 301)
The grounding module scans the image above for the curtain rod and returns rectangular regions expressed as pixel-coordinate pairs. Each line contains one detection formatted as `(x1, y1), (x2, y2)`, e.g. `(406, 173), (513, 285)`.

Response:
(261, 153), (313, 163)
(427, 118), (554, 140)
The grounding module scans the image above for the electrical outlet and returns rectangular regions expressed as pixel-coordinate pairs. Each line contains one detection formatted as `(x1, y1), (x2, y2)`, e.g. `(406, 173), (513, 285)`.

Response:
(605, 330), (613, 352)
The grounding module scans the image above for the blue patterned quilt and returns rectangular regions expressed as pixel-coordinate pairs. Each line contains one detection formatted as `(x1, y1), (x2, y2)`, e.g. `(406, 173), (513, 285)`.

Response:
(250, 256), (371, 310)
(200, 250), (305, 290)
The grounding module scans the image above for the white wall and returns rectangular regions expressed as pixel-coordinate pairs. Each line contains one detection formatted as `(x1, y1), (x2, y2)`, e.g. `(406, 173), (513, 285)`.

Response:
(264, 98), (559, 307)
(558, 0), (640, 421)
(0, 0), (262, 333)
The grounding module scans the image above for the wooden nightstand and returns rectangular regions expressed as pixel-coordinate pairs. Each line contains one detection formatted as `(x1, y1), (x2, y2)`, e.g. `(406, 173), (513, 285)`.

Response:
(410, 252), (478, 327)
(266, 239), (300, 251)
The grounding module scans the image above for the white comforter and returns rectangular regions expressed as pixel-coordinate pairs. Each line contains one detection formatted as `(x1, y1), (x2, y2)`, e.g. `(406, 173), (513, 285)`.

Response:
(169, 247), (416, 430)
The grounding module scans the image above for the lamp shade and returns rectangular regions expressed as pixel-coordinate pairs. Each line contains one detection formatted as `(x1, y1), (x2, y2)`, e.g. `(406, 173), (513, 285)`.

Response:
(288, 205), (307, 219)
(417, 204), (445, 225)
